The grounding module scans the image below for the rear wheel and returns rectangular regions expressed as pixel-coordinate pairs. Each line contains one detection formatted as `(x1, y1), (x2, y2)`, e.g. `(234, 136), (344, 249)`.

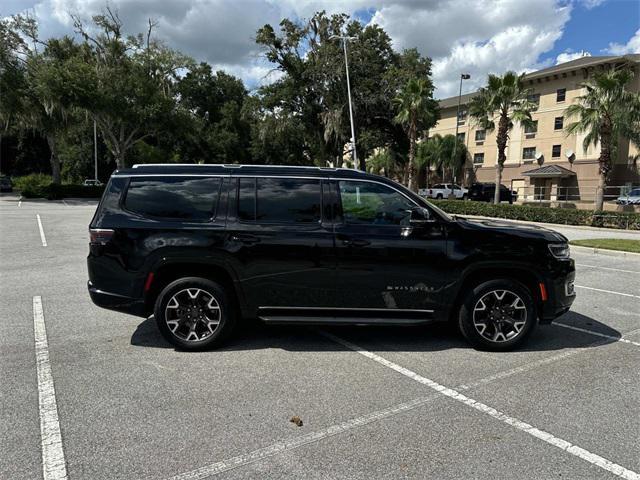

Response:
(154, 277), (236, 350)
(436, 193), (443, 199)
(458, 279), (536, 351)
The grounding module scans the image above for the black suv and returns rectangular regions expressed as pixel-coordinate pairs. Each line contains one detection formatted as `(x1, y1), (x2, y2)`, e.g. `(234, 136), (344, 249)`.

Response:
(469, 182), (513, 203)
(88, 164), (575, 351)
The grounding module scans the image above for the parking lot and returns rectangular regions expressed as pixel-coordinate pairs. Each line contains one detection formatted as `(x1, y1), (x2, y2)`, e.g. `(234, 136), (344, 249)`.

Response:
(1, 193), (639, 480)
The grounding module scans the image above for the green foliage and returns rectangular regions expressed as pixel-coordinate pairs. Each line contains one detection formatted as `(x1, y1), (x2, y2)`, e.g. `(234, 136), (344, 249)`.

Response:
(13, 173), (53, 196)
(432, 200), (640, 230)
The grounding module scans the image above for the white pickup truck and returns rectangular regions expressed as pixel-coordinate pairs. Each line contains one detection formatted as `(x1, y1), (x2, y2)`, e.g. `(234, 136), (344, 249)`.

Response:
(419, 183), (468, 200)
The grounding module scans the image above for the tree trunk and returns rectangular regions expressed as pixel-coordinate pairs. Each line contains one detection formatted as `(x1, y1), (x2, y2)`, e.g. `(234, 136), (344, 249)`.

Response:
(494, 113), (509, 204)
(46, 135), (61, 184)
(407, 133), (417, 191)
(594, 122), (612, 211)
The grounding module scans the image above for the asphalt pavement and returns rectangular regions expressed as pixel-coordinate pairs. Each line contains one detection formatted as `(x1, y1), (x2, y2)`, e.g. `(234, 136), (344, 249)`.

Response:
(1, 193), (639, 480)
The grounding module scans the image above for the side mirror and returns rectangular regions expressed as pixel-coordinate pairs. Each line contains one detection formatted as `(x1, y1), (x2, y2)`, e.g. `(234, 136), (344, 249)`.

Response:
(409, 207), (436, 226)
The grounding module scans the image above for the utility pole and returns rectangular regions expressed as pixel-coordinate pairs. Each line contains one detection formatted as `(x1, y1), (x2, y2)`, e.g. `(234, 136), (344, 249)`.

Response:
(452, 73), (470, 184)
(330, 34), (358, 170)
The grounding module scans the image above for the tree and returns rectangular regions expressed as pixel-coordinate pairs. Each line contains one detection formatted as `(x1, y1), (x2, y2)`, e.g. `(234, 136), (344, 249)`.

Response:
(470, 72), (535, 203)
(254, 11), (437, 168)
(565, 65), (640, 210)
(393, 78), (438, 191)
(176, 64), (250, 163)
(3, 15), (71, 183)
(71, 8), (192, 169)
(416, 134), (468, 188)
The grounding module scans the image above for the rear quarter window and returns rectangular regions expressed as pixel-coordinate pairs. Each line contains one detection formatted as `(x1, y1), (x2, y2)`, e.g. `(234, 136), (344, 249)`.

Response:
(124, 176), (221, 221)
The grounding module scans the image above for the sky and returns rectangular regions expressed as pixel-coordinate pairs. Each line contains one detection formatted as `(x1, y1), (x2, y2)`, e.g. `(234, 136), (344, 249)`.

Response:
(2, 0), (639, 99)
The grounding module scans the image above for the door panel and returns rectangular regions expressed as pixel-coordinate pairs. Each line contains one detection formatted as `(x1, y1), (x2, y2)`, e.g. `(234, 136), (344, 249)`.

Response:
(225, 177), (336, 314)
(333, 180), (449, 313)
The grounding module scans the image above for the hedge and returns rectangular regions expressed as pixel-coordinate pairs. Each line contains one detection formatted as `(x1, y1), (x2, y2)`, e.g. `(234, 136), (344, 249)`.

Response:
(431, 200), (640, 230)
(21, 182), (105, 200)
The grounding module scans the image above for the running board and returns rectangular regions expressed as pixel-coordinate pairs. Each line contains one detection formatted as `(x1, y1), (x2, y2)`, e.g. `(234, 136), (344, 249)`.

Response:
(259, 316), (433, 326)
(258, 306), (434, 326)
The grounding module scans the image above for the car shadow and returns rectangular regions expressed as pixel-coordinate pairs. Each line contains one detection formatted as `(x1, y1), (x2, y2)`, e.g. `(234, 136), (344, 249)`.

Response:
(130, 311), (621, 354)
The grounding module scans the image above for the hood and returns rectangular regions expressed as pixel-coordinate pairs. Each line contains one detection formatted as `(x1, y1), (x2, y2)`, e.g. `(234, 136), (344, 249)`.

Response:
(455, 217), (568, 243)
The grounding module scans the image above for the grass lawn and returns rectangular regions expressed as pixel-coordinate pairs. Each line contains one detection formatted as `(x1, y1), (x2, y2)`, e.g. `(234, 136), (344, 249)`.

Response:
(570, 239), (640, 254)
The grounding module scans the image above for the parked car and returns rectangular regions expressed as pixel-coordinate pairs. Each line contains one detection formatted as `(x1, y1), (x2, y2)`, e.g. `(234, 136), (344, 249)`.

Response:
(0, 176), (13, 193)
(616, 188), (640, 205)
(88, 164), (575, 351)
(422, 183), (468, 200)
(83, 179), (103, 187)
(469, 182), (513, 203)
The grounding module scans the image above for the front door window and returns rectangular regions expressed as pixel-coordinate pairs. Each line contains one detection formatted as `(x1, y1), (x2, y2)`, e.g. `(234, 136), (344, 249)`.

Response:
(338, 180), (415, 226)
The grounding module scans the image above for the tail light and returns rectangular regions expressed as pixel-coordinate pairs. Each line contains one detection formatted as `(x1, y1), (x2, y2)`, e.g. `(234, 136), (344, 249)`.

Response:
(90, 228), (114, 245)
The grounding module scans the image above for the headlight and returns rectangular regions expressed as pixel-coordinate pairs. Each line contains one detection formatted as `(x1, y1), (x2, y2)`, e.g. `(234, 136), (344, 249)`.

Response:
(548, 243), (570, 259)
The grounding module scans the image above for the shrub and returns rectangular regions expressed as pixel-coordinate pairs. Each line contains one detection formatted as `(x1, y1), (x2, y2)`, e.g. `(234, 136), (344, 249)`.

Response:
(45, 184), (105, 200)
(13, 174), (53, 197)
(432, 200), (640, 230)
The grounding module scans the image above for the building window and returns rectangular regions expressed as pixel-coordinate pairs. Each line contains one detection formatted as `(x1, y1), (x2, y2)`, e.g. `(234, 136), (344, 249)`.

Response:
(556, 88), (566, 102)
(457, 108), (467, 125)
(457, 132), (465, 142)
(473, 153), (484, 164)
(554, 117), (564, 130)
(527, 93), (540, 110)
(523, 147), (537, 160)
(552, 145), (562, 158)
(475, 130), (486, 141)
(524, 120), (538, 138)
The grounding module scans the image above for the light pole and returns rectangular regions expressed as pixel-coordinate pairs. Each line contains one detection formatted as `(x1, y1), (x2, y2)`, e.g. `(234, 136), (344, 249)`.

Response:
(93, 120), (98, 181)
(452, 73), (470, 184)
(330, 34), (358, 170)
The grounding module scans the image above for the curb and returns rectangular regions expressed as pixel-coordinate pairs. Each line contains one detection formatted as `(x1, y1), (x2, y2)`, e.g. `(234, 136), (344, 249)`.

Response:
(570, 244), (640, 258)
(460, 214), (640, 235)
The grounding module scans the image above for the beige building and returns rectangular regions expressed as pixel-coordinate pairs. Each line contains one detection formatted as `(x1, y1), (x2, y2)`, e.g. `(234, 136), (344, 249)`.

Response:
(429, 54), (640, 207)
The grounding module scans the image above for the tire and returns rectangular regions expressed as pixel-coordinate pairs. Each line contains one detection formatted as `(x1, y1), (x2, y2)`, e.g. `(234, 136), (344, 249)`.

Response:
(154, 277), (236, 350)
(458, 279), (536, 351)
(436, 193), (443, 199)
(462, 194), (468, 201)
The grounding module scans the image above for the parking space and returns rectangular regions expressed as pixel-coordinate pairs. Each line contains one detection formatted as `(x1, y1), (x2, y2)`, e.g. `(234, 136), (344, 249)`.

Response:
(1, 193), (639, 480)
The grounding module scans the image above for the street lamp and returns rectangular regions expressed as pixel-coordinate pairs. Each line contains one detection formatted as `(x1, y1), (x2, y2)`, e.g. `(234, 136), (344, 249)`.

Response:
(330, 34), (358, 171)
(452, 73), (471, 184)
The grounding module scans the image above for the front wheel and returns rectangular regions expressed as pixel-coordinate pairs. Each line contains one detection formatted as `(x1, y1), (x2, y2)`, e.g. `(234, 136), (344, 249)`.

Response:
(154, 277), (236, 350)
(458, 279), (536, 351)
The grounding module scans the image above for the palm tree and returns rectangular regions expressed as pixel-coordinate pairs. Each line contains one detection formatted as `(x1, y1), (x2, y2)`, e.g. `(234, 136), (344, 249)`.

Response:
(367, 147), (397, 177)
(470, 72), (535, 203)
(565, 65), (640, 210)
(393, 78), (438, 191)
(416, 134), (468, 187)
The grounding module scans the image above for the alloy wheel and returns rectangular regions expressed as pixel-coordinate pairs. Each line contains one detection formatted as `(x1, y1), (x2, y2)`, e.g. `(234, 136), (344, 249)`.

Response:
(472, 289), (527, 343)
(165, 288), (222, 342)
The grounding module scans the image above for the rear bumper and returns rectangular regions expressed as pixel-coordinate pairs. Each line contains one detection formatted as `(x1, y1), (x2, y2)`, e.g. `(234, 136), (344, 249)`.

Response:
(88, 281), (146, 317)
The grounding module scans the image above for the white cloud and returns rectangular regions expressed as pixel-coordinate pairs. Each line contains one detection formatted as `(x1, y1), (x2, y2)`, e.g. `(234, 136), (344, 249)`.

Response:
(371, 0), (572, 98)
(5, 0), (576, 95)
(605, 28), (640, 55)
(555, 50), (591, 64)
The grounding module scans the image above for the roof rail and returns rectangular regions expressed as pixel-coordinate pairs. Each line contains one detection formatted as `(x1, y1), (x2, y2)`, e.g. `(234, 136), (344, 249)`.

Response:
(131, 163), (362, 172)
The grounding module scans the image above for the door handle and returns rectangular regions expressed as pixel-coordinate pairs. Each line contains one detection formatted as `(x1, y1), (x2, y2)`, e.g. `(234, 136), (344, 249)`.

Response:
(230, 234), (260, 245)
(342, 238), (370, 247)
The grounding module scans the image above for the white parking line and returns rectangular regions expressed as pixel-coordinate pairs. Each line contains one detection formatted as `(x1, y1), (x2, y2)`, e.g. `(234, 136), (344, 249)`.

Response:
(576, 264), (640, 275)
(553, 322), (640, 347)
(33, 296), (68, 480)
(320, 331), (640, 480)
(36, 214), (48, 247)
(166, 332), (631, 480)
(575, 285), (640, 300)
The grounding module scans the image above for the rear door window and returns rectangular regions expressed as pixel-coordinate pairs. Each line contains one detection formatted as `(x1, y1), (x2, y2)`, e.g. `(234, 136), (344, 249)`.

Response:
(124, 176), (221, 221)
(238, 177), (322, 224)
